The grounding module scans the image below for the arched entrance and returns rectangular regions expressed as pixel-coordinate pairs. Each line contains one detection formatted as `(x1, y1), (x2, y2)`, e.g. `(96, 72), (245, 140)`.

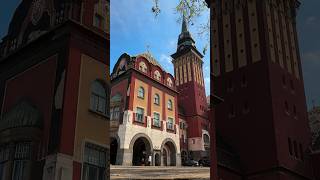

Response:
(163, 149), (168, 166)
(155, 153), (160, 166)
(110, 138), (118, 165)
(132, 137), (152, 166)
(161, 139), (177, 166)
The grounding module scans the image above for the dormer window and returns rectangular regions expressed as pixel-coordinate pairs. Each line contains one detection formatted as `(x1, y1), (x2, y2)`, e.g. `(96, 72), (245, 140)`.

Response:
(139, 62), (147, 73)
(154, 70), (161, 81)
(167, 78), (173, 87)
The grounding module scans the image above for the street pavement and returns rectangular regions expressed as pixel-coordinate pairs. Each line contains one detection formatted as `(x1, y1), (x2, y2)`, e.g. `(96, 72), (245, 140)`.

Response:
(110, 166), (210, 180)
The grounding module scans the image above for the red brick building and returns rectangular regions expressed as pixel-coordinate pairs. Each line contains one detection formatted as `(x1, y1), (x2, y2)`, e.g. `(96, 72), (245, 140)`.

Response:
(0, 0), (110, 180)
(109, 17), (211, 166)
(206, 0), (320, 179)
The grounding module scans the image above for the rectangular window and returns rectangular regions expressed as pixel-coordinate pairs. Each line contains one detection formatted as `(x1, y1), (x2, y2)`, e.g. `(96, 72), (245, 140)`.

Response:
(112, 107), (120, 121)
(83, 143), (107, 180)
(153, 112), (160, 127)
(167, 117), (174, 130)
(136, 107), (144, 122)
(90, 94), (106, 115)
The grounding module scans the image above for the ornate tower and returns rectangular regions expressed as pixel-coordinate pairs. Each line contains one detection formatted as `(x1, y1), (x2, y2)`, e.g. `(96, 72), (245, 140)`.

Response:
(171, 16), (209, 160)
(212, 0), (315, 179)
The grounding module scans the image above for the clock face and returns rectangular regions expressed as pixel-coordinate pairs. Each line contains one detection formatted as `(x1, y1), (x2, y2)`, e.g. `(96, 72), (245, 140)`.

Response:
(31, 0), (44, 25)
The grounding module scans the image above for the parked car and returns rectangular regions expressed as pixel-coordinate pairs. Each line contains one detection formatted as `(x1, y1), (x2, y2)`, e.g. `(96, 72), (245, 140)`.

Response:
(183, 159), (199, 166)
(198, 158), (210, 167)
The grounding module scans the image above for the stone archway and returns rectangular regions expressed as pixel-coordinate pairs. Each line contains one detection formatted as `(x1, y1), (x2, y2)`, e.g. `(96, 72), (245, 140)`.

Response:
(110, 138), (118, 165)
(161, 138), (177, 166)
(129, 134), (153, 166)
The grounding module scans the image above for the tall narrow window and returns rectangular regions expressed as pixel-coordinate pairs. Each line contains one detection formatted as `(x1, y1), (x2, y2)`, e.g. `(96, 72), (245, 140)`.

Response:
(136, 107), (144, 122)
(153, 112), (160, 127)
(167, 117), (174, 130)
(154, 94), (160, 105)
(82, 143), (107, 180)
(137, 87), (145, 98)
(111, 107), (120, 121)
(167, 100), (173, 110)
(90, 81), (107, 115)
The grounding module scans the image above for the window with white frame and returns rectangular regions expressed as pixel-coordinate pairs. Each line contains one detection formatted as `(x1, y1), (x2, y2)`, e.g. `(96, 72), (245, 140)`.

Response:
(154, 94), (160, 105)
(138, 62), (147, 73)
(154, 70), (161, 80)
(167, 100), (173, 110)
(90, 81), (107, 115)
(136, 107), (144, 122)
(12, 142), (31, 180)
(167, 117), (174, 130)
(137, 87), (145, 98)
(153, 112), (160, 127)
(82, 143), (107, 180)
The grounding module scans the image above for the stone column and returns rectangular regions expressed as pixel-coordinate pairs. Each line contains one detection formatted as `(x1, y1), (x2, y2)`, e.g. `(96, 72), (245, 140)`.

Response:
(121, 149), (133, 166)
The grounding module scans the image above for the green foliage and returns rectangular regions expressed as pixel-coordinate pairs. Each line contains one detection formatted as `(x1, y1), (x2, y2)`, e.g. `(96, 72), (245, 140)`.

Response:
(151, 0), (209, 55)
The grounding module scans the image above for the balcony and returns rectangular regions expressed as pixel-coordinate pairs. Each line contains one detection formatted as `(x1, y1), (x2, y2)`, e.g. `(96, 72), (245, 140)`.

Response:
(132, 113), (147, 127)
(151, 118), (163, 130)
(166, 123), (176, 134)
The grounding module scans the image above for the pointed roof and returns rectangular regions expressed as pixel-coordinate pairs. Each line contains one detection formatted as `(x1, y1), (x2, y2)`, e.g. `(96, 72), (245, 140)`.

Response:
(181, 14), (188, 33)
(171, 15), (203, 59)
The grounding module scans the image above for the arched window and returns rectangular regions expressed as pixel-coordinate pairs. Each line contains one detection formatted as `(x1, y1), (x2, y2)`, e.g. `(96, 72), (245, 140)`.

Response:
(138, 87), (145, 98)
(167, 78), (173, 87)
(167, 100), (173, 110)
(154, 94), (160, 105)
(154, 70), (161, 80)
(90, 80), (107, 114)
(139, 62), (147, 73)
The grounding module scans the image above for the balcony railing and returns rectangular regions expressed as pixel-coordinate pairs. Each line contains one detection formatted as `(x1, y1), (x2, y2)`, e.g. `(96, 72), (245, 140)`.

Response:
(132, 113), (147, 127)
(151, 118), (163, 130)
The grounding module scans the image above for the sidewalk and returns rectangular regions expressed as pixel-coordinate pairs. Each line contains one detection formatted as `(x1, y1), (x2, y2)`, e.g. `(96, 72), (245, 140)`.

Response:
(110, 166), (210, 180)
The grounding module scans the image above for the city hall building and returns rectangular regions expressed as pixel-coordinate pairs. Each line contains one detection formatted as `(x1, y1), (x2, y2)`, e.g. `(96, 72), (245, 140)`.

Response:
(0, 0), (110, 180)
(110, 17), (210, 166)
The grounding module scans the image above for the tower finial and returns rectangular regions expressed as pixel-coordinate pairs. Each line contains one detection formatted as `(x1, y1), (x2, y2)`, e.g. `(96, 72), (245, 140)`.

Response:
(181, 14), (188, 33)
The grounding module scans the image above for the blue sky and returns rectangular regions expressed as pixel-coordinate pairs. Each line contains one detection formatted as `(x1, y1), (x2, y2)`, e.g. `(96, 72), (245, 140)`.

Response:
(110, 0), (210, 96)
(1, 0), (320, 109)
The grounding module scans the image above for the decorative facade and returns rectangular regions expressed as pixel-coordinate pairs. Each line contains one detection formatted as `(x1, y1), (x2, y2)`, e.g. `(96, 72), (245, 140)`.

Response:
(0, 0), (110, 180)
(206, 0), (320, 179)
(110, 17), (210, 166)
(110, 52), (181, 166)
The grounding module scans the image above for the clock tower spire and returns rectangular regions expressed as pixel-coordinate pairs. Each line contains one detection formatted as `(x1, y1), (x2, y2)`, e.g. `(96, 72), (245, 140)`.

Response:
(171, 15), (209, 160)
